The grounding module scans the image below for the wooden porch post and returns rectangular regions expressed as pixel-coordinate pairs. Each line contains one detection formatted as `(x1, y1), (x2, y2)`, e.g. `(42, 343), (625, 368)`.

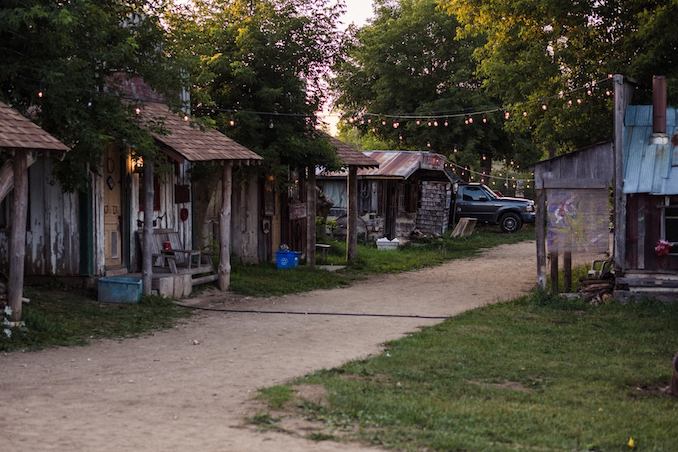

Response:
(142, 158), (155, 295)
(218, 161), (233, 290)
(0, 155), (35, 205)
(613, 74), (627, 274)
(563, 251), (573, 292)
(7, 152), (28, 322)
(535, 188), (547, 289)
(550, 251), (559, 295)
(306, 165), (316, 268)
(347, 166), (358, 263)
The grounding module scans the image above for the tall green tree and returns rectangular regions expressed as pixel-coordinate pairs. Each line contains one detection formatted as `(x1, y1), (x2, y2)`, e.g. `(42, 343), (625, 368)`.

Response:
(0, 0), (179, 191)
(333, 0), (522, 168)
(165, 0), (344, 171)
(443, 0), (678, 156)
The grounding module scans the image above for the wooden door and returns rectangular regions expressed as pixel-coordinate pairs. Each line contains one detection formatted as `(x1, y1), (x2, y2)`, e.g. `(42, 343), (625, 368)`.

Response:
(104, 148), (122, 269)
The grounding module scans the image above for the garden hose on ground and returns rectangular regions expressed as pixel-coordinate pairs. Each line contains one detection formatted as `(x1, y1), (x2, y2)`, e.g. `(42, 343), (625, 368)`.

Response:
(174, 303), (450, 320)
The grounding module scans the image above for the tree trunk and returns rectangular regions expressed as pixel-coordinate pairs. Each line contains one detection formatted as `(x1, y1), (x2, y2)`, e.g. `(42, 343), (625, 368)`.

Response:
(218, 161), (233, 290)
(346, 166), (358, 263)
(306, 166), (316, 268)
(7, 153), (28, 322)
(0, 154), (35, 205)
(142, 159), (155, 296)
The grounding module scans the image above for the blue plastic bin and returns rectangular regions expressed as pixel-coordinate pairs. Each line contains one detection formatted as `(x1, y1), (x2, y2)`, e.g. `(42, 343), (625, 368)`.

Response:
(276, 250), (301, 269)
(98, 276), (143, 304)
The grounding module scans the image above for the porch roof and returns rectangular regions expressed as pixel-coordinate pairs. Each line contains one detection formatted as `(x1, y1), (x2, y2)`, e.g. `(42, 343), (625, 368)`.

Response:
(0, 101), (69, 152)
(327, 136), (379, 168)
(318, 150), (452, 181)
(139, 102), (261, 162)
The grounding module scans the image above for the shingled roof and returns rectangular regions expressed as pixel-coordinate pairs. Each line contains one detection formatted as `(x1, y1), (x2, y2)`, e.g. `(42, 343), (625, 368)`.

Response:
(139, 102), (261, 162)
(327, 136), (379, 168)
(0, 101), (69, 152)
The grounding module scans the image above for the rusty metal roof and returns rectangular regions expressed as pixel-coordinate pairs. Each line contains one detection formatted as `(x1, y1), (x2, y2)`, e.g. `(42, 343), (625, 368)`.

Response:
(139, 102), (261, 162)
(623, 105), (678, 194)
(327, 136), (379, 168)
(319, 150), (451, 180)
(0, 101), (69, 152)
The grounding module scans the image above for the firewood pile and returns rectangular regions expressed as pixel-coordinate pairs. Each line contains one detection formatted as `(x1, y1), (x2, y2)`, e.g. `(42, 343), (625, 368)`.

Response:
(578, 278), (614, 304)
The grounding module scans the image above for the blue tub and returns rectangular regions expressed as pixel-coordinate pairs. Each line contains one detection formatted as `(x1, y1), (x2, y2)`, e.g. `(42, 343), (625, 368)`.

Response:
(276, 250), (301, 269)
(98, 276), (143, 304)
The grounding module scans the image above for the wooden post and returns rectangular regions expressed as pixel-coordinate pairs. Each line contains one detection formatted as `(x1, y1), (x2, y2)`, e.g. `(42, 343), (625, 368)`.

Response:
(550, 251), (559, 295)
(346, 166), (358, 263)
(535, 188), (547, 289)
(7, 152), (28, 322)
(218, 161), (233, 290)
(306, 165), (316, 268)
(0, 154), (35, 205)
(614, 74), (627, 274)
(142, 158), (155, 296)
(670, 353), (678, 397)
(563, 251), (572, 292)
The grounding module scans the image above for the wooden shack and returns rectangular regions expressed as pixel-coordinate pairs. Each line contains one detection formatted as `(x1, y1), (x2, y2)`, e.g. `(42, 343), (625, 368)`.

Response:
(614, 76), (678, 299)
(533, 142), (614, 290)
(318, 150), (453, 240)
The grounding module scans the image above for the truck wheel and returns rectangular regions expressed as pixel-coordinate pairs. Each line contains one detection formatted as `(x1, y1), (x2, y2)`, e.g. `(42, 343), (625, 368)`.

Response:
(500, 213), (522, 233)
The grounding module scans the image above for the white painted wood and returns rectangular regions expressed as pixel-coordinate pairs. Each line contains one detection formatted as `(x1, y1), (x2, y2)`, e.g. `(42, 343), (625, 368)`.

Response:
(142, 159), (155, 295)
(218, 162), (232, 290)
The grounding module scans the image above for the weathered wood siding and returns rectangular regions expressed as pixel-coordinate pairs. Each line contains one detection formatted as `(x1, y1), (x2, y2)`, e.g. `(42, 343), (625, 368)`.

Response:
(534, 142), (614, 190)
(0, 156), (80, 275)
(193, 167), (262, 264)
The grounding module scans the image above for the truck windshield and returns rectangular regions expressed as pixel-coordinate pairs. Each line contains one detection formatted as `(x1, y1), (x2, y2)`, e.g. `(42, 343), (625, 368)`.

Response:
(480, 185), (498, 199)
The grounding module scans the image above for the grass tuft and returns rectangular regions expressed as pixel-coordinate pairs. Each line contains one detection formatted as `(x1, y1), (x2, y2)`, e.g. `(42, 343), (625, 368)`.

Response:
(258, 384), (294, 409)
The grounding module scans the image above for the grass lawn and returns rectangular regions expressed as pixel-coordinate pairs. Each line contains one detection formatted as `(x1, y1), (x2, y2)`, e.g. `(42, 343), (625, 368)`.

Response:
(258, 292), (678, 451)
(231, 226), (533, 297)
(1, 288), (190, 352)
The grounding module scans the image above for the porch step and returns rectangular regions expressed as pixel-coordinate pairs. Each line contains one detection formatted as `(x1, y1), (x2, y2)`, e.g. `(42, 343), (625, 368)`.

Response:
(105, 267), (129, 277)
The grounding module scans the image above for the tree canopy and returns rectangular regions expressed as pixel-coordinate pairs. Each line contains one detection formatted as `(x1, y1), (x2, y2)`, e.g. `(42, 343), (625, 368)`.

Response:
(165, 0), (344, 170)
(333, 0), (523, 168)
(0, 0), (180, 191)
(443, 0), (678, 156)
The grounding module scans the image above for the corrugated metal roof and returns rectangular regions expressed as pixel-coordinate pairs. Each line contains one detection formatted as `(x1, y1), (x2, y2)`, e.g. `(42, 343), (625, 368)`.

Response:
(0, 101), (69, 152)
(139, 102), (262, 162)
(326, 136), (379, 168)
(623, 105), (678, 194)
(318, 150), (451, 181)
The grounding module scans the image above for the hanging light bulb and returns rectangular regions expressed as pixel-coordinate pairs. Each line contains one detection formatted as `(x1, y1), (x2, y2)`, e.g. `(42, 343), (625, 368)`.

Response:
(482, 115), (488, 124)
(605, 90), (612, 96)
(399, 134), (403, 141)
(427, 121), (432, 127)
(427, 141), (431, 148)
(453, 147), (458, 153)
(416, 119), (421, 126)
(468, 116), (474, 124)
(542, 104), (547, 111)
(576, 98), (582, 104)
(434, 120), (439, 127)
(482, 155), (487, 161)
(522, 111), (528, 117)
(367, 118), (372, 124)
(393, 121), (399, 128)
(567, 100), (573, 107)
(464, 118), (469, 125)
(587, 89), (593, 96)
(183, 115), (189, 122)
(360, 119), (366, 125)
(269, 119), (274, 129)
(37, 91), (44, 98)
(381, 119), (387, 126)
(135, 107), (141, 115)
(504, 111), (510, 120)
(229, 119), (235, 127)
(444, 119), (449, 127)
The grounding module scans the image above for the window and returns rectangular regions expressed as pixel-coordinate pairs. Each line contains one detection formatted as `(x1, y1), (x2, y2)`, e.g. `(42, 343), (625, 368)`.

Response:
(665, 207), (678, 241)
(461, 186), (485, 201)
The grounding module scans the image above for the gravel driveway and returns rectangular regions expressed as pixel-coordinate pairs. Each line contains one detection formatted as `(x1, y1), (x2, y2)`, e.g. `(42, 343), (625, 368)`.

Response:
(0, 241), (536, 451)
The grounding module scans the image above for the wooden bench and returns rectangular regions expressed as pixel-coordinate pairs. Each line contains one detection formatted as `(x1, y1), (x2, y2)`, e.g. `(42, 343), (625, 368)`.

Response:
(139, 229), (217, 287)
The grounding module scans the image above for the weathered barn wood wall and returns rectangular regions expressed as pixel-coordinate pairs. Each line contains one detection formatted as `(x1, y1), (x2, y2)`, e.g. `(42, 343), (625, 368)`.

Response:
(0, 156), (80, 275)
(193, 167), (262, 264)
(416, 181), (452, 236)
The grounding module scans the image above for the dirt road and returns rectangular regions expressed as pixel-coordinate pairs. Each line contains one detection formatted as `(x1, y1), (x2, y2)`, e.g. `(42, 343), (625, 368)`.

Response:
(0, 241), (536, 451)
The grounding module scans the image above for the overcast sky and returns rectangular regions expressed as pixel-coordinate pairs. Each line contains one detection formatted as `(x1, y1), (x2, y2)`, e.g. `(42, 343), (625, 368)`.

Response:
(341, 0), (374, 28)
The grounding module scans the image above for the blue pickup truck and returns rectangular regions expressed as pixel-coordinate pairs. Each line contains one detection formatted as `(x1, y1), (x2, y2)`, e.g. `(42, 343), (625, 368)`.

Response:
(453, 183), (535, 233)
